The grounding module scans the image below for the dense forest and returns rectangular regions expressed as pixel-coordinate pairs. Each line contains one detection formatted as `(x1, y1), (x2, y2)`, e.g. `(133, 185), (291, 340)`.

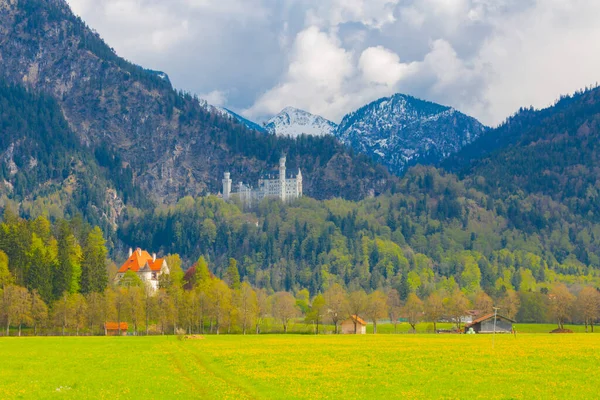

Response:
(445, 86), (600, 220)
(119, 167), (600, 296)
(0, 79), (147, 238)
(1, 209), (598, 336)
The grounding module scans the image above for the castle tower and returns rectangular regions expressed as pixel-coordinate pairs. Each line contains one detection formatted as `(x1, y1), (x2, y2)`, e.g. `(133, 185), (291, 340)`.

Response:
(297, 169), (303, 197)
(279, 156), (286, 202)
(223, 172), (232, 201)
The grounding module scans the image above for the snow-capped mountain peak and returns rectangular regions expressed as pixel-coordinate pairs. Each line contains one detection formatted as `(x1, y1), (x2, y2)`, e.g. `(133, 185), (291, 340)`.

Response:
(335, 93), (488, 174)
(265, 107), (337, 138)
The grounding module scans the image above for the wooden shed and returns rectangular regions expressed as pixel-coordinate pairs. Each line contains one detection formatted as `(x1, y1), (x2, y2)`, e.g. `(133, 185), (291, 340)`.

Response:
(105, 322), (128, 336)
(464, 314), (515, 334)
(341, 315), (367, 334)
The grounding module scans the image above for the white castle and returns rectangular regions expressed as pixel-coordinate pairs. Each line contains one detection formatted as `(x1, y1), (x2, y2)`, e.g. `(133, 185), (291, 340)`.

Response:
(223, 157), (302, 206)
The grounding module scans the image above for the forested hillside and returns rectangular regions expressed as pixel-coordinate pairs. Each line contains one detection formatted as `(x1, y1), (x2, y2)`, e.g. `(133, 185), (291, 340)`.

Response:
(1, 207), (598, 336)
(0, 79), (138, 235)
(120, 167), (600, 298)
(445, 86), (600, 220)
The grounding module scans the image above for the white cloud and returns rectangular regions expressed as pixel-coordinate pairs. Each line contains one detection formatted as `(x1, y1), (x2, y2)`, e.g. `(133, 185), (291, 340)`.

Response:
(475, 0), (600, 124)
(306, 0), (400, 29)
(246, 26), (355, 121)
(359, 46), (415, 86)
(65, 0), (600, 126)
(200, 90), (228, 106)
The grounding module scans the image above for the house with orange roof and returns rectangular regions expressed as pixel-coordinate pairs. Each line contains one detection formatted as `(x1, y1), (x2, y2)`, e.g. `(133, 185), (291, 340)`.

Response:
(341, 315), (367, 334)
(104, 322), (128, 336)
(115, 248), (170, 291)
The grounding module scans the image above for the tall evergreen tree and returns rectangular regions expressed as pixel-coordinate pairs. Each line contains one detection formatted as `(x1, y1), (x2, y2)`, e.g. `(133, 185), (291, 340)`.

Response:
(54, 221), (82, 298)
(80, 227), (108, 294)
(225, 258), (241, 290)
(26, 234), (55, 303)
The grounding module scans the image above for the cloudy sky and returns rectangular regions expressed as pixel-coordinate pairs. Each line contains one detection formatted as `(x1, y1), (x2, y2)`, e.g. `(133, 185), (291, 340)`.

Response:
(66, 0), (600, 126)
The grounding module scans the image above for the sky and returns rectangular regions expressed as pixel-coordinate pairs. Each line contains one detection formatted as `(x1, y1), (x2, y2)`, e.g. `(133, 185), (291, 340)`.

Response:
(66, 0), (600, 126)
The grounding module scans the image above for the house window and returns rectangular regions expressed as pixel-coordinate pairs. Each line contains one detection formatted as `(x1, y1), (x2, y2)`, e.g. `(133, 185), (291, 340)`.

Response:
(152, 272), (157, 280)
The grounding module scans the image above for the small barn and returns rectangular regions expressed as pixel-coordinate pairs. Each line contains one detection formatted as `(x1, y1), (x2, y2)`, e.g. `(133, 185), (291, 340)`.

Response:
(341, 315), (367, 334)
(105, 322), (128, 336)
(465, 314), (515, 334)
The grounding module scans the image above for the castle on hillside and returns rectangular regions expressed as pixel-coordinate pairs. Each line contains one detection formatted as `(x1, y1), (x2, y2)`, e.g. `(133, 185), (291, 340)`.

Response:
(222, 157), (302, 207)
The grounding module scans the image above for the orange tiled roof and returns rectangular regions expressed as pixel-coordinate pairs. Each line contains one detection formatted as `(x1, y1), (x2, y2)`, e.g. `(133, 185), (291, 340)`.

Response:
(350, 314), (367, 326)
(118, 248), (164, 273)
(105, 322), (128, 331)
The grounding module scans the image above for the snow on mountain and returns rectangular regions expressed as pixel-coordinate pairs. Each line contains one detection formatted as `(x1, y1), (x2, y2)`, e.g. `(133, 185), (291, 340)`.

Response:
(335, 94), (488, 175)
(265, 107), (337, 138)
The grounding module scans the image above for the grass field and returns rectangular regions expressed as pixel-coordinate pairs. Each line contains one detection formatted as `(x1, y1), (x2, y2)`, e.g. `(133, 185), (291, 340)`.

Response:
(1, 333), (599, 399)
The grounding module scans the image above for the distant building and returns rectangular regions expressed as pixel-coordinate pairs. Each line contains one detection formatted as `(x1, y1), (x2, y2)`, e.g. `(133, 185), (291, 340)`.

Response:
(223, 156), (302, 207)
(341, 315), (367, 334)
(115, 248), (170, 292)
(464, 314), (515, 334)
(105, 322), (128, 336)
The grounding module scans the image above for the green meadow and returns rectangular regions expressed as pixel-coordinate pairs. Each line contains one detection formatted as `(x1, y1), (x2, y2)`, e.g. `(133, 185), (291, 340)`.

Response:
(1, 332), (599, 399)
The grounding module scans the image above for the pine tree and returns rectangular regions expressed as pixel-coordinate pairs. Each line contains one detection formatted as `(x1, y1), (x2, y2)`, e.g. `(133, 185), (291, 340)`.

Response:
(53, 221), (82, 298)
(225, 258), (241, 290)
(26, 234), (55, 303)
(80, 227), (108, 294)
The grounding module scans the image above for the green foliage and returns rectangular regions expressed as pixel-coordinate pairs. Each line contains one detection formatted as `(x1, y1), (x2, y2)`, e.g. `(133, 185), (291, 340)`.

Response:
(0, 250), (13, 287)
(119, 167), (600, 298)
(80, 227), (108, 294)
(224, 258), (241, 290)
(118, 270), (143, 288)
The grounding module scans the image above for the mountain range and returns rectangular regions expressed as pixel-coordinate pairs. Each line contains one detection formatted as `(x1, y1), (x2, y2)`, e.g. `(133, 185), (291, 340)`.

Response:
(214, 95), (487, 176)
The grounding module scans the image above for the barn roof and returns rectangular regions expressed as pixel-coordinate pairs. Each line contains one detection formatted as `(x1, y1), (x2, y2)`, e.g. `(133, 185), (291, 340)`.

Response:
(465, 313), (515, 328)
(105, 322), (128, 331)
(346, 315), (367, 326)
(118, 248), (164, 273)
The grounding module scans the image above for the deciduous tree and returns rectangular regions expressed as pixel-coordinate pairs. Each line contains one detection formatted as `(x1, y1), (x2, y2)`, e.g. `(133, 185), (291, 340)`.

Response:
(474, 291), (494, 315)
(255, 288), (269, 334)
(239, 282), (258, 334)
(305, 294), (326, 334)
(549, 283), (575, 330)
(30, 289), (48, 335)
(346, 290), (368, 334)
(271, 291), (299, 333)
(425, 292), (444, 333)
(403, 293), (424, 333)
(323, 283), (347, 334)
(366, 290), (388, 334)
(209, 280), (232, 334)
(387, 289), (402, 333)
(444, 289), (471, 329)
(575, 286), (600, 332)
(498, 289), (521, 320)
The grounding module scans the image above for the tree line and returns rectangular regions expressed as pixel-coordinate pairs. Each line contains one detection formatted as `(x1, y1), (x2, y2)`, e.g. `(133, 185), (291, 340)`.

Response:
(2, 251), (599, 336)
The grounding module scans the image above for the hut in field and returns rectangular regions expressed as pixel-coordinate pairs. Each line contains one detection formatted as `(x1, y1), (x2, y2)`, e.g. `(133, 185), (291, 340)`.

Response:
(341, 315), (367, 334)
(105, 322), (129, 336)
(464, 314), (515, 334)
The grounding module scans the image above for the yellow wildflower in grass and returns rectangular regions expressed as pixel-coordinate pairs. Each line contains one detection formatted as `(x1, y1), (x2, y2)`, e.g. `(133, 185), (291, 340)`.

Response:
(0, 334), (598, 399)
